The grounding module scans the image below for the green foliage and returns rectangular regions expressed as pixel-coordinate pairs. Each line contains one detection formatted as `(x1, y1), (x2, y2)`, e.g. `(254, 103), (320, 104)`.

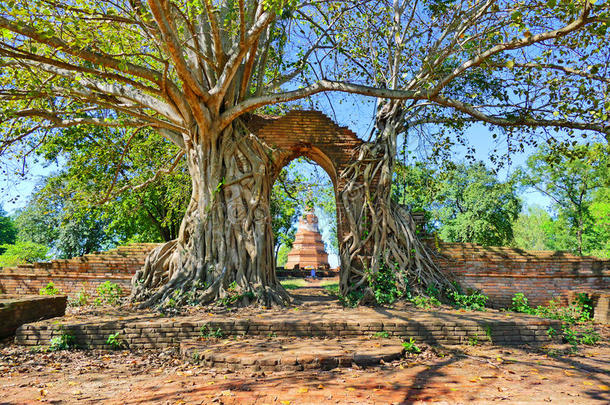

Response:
(468, 335), (479, 346)
(410, 295), (441, 309)
(276, 243), (291, 267)
(449, 290), (488, 311)
(219, 282), (256, 307)
(39, 282), (60, 296)
(372, 331), (390, 339)
(402, 338), (421, 354)
(518, 143), (610, 256)
(393, 162), (521, 246)
(509, 293), (593, 324)
(366, 260), (404, 305)
(324, 283), (364, 307)
(0, 205), (17, 253)
(511, 205), (554, 251)
(49, 330), (75, 351)
(199, 324), (224, 339)
(510, 293), (533, 314)
(106, 332), (125, 350)
(0, 240), (48, 267)
(68, 291), (90, 307)
(95, 281), (123, 306)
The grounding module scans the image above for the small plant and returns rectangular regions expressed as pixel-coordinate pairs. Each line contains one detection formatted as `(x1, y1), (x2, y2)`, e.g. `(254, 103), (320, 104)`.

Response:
(325, 284), (363, 307)
(106, 332), (125, 350)
(579, 327), (600, 346)
(510, 293), (534, 314)
(402, 338), (421, 354)
(68, 291), (90, 307)
(450, 290), (488, 311)
(49, 329), (75, 351)
(546, 327), (557, 339)
(484, 325), (493, 342)
(410, 295), (441, 309)
(199, 324), (224, 338)
(95, 281), (123, 306)
(468, 335), (479, 346)
(373, 331), (390, 339)
(562, 325), (579, 348)
(39, 282), (60, 296)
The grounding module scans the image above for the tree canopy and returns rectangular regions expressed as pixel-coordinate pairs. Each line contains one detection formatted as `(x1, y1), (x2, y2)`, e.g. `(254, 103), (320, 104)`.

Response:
(0, 0), (608, 307)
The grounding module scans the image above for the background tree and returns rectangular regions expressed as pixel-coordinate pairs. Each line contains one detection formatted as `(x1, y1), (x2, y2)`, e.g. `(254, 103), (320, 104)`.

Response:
(518, 143), (610, 255)
(0, 0), (607, 306)
(394, 161), (522, 246)
(511, 205), (554, 251)
(0, 205), (17, 254)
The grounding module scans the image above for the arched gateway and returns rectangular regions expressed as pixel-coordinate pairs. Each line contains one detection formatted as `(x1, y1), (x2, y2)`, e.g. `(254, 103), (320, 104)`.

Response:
(132, 109), (448, 307)
(246, 110), (370, 267)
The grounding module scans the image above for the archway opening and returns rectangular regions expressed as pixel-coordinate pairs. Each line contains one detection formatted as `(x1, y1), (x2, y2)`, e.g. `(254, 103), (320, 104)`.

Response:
(270, 154), (339, 281)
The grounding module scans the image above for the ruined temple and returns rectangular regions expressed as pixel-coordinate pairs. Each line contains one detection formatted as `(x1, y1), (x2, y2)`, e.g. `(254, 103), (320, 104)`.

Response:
(284, 210), (330, 270)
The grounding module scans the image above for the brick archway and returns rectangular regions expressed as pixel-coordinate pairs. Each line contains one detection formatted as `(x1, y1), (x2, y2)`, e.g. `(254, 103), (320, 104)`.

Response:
(247, 110), (366, 268)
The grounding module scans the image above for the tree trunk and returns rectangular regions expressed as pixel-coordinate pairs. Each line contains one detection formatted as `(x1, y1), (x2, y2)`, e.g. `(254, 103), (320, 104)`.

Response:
(339, 102), (453, 303)
(130, 120), (291, 308)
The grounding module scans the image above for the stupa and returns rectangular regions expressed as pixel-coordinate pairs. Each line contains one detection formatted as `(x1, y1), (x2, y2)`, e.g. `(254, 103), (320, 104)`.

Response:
(284, 210), (330, 270)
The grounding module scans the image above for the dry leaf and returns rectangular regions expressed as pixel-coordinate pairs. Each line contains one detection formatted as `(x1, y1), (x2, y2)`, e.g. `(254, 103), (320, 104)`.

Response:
(598, 385), (609, 391)
(297, 388), (308, 393)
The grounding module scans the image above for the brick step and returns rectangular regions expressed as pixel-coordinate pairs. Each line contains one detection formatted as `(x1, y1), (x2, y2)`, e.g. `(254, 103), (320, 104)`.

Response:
(14, 307), (561, 350)
(180, 337), (405, 371)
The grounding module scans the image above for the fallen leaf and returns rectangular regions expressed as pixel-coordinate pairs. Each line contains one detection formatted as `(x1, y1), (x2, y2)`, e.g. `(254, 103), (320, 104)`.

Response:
(297, 388), (308, 393)
(280, 401), (290, 405)
(598, 385), (609, 391)
(346, 387), (356, 391)
(317, 384), (325, 389)
(583, 381), (593, 386)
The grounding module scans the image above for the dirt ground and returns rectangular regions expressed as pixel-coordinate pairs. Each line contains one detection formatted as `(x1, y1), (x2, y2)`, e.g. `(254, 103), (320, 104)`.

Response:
(1, 336), (609, 404)
(2, 282), (609, 404)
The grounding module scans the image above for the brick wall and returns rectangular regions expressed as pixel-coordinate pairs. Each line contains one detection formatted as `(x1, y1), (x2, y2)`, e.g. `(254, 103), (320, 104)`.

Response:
(0, 244), (158, 298)
(433, 242), (610, 308)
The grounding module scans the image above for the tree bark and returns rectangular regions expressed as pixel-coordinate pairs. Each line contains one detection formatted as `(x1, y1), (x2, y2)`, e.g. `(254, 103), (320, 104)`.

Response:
(130, 120), (290, 308)
(339, 102), (453, 303)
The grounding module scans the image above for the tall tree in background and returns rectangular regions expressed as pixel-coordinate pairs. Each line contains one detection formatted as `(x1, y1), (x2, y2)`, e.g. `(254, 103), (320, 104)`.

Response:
(393, 162), (521, 246)
(0, 205), (17, 254)
(519, 143), (610, 255)
(1, 1), (607, 306)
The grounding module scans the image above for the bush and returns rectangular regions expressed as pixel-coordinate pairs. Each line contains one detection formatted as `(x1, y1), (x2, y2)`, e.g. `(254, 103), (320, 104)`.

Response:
(449, 290), (488, 311)
(410, 295), (440, 309)
(39, 282), (60, 296)
(0, 241), (48, 267)
(49, 330), (75, 351)
(95, 281), (123, 306)
(366, 262), (403, 305)
(509, 293), (592, 324)
(68, 291), (90, 307)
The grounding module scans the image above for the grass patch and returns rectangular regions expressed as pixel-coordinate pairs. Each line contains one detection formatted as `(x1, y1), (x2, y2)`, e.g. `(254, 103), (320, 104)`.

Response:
(280, 278), (338, 290)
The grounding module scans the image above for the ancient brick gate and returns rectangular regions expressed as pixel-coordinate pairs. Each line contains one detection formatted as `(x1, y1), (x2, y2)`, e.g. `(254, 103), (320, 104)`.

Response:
(246, 110), (368, 271)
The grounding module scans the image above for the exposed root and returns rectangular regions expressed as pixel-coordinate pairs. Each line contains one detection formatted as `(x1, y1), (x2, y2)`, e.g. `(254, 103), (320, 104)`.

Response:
(129, 120), (291, 309)
(338, 140), (454, 302)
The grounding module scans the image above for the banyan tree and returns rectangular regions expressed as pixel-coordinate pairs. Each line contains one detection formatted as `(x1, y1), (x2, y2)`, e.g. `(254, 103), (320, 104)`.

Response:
(0, 0), (608, 307)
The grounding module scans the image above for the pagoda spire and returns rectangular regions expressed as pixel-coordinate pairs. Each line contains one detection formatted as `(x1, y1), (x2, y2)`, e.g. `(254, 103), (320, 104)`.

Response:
(284, 210), (329, 270)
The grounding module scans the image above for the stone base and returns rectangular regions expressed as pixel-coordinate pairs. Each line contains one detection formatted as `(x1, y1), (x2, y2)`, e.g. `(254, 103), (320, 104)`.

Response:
(180, 337), (405, 371)
(0, 295), (67, 339)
